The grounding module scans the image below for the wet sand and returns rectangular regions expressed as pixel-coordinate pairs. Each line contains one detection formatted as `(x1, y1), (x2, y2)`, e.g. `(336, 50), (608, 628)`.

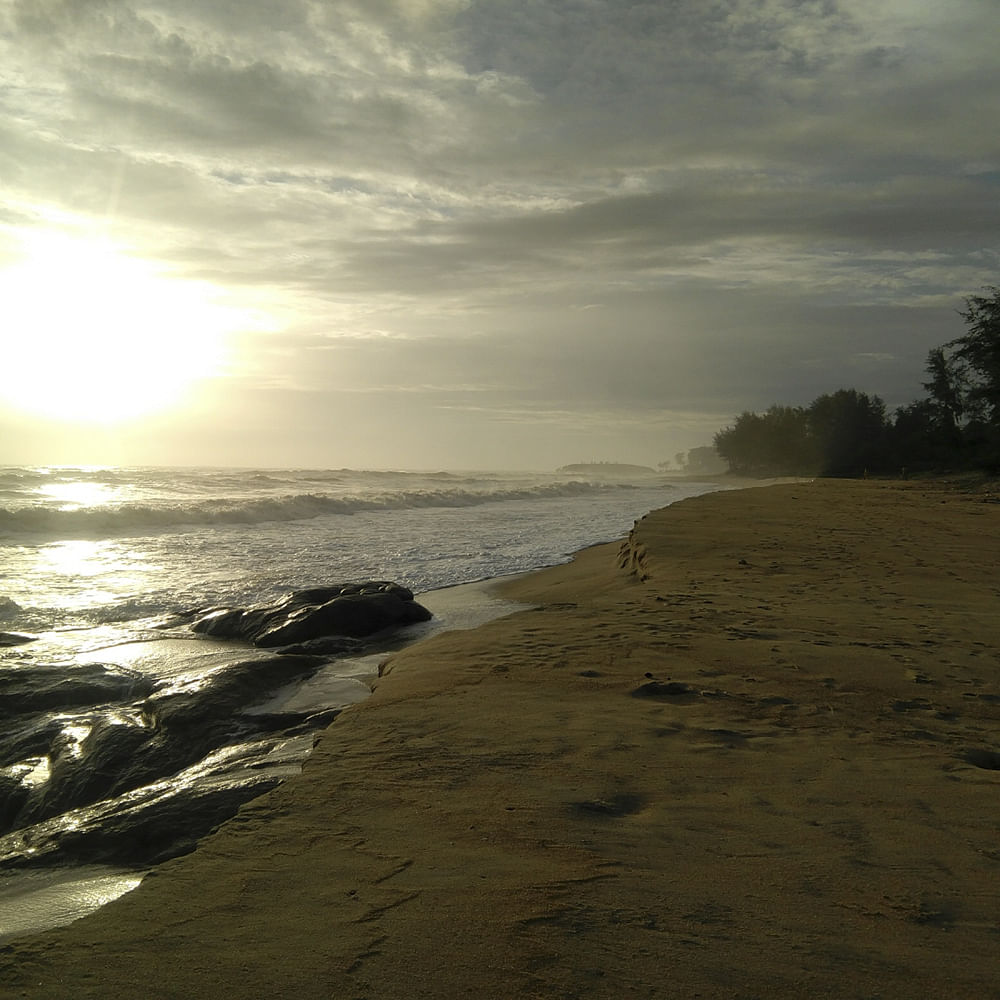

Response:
(2, 479), (998, 998)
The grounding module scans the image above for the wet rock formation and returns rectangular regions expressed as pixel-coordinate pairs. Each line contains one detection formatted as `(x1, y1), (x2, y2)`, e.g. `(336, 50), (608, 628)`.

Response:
(0, 581), (432, 870)
(0, 663), (154, 719)
(183, 581), (432, 647)
(0, 652), (328, 866)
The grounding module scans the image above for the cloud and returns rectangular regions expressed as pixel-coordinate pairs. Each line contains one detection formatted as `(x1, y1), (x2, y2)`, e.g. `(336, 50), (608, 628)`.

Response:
(1, 0), (998, 467)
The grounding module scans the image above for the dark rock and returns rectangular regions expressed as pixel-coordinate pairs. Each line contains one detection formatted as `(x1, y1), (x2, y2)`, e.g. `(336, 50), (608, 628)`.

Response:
(188, 581), (431, 646)
(0, 724), (327, 868)
(273, 635), (364, 657)
(141, 655), (323, 734)
(39, 655), (322, 819)
(0, 716), (64, 769)
(243, 707), (343, 734)
(964, 748), (1000, 770)
(631, 680), (696, 699)
(572, 793), (646, 817)
(0, 583), (420, 872)
(255, 593), (427, 646)
(0, 633), (38, 648)
(5, 654), (326, 837)
(0, 760), (284, 868)
(0, 664), (154, 720)
(13, 713), (153, 830)
(0, 774), (30, 830)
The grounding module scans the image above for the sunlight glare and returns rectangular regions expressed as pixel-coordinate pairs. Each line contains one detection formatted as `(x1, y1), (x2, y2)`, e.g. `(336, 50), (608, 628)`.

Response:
(36, 481), (117, 510)
(1, 227), (254, 424)
(36, 539), (155, 613)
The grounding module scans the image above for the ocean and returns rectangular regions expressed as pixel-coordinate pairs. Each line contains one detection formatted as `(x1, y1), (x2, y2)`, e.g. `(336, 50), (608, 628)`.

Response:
(0, 464), (722, 939)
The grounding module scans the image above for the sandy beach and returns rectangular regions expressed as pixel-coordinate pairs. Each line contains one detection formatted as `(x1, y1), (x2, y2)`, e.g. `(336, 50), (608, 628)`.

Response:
(2, 479), (998, 999)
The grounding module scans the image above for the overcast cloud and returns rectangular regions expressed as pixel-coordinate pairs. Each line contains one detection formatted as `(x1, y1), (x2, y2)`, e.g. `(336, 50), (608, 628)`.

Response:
(2, 0), (997, 469)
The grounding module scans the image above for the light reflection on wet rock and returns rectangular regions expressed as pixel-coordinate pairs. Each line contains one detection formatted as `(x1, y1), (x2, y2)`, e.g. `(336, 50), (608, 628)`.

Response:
(0, 581), (431, 872)
(180, 581), (432, 646)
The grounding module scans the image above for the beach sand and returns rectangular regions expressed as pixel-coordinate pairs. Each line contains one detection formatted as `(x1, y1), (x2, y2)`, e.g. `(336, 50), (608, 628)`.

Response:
(2, 479), (998, 998)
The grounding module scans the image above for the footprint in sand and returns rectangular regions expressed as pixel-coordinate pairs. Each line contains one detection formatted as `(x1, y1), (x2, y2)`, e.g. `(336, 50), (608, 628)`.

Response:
(963, 748), (1000, 770)
(631, 679), (697, 699)
(570, 793), (646, 818)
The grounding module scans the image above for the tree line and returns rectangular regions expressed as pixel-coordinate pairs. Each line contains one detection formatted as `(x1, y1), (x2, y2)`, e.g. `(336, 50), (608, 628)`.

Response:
(713, 286), (1000, 477)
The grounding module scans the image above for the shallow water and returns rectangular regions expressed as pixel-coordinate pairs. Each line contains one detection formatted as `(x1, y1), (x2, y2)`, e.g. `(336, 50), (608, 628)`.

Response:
(0, 867), (144, 942)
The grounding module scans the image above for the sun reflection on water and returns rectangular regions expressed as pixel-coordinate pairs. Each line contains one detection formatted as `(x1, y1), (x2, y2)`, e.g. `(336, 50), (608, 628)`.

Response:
(34, 480), (119, 511)
(36, 540), (159, 612)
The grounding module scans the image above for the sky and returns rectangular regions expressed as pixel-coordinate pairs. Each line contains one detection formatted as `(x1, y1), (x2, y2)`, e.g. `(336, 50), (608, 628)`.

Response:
(1, 0), (998, 471)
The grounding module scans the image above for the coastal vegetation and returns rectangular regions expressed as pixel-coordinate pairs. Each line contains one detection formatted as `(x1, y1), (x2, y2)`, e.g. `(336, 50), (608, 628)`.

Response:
(713, 286), (1000, 477)
(660, 446), (728, 476)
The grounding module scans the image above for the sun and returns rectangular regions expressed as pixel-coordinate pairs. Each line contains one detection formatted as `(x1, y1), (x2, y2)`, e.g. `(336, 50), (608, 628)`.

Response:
(1, 227), (246, 425)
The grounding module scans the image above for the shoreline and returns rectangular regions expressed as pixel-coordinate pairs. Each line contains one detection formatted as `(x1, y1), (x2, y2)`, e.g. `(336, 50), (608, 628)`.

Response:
(0, 577), (538, 943)
(2, 478), (998, 998)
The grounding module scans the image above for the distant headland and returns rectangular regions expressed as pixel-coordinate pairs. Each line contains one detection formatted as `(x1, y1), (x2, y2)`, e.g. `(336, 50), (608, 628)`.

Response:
(556, 462), (660, 477)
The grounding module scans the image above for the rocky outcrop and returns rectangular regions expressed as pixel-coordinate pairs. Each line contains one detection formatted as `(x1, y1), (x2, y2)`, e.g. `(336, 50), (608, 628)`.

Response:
(0, 663), (154, 719)
(0, 632), (38, 648)
(5, 653), (324, 837)
(0, 581), (431, 871)
(183, 582), (432, 647)
(0, 738), (298, 867)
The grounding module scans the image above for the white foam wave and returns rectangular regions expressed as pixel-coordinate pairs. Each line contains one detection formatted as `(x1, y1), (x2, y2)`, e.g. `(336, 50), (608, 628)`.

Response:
(0, 482), (639, 540)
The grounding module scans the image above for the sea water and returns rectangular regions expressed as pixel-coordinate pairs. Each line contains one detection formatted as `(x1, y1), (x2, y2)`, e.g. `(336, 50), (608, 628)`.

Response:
(0, 465), (723, 939)
(0, 466), (723, 633)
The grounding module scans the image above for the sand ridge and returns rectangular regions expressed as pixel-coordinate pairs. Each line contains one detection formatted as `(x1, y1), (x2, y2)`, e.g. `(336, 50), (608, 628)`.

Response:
(1, 479), (998, 998)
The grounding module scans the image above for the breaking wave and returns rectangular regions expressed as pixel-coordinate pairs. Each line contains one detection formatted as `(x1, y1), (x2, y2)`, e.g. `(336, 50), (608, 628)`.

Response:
(0, 481), (640, 540)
